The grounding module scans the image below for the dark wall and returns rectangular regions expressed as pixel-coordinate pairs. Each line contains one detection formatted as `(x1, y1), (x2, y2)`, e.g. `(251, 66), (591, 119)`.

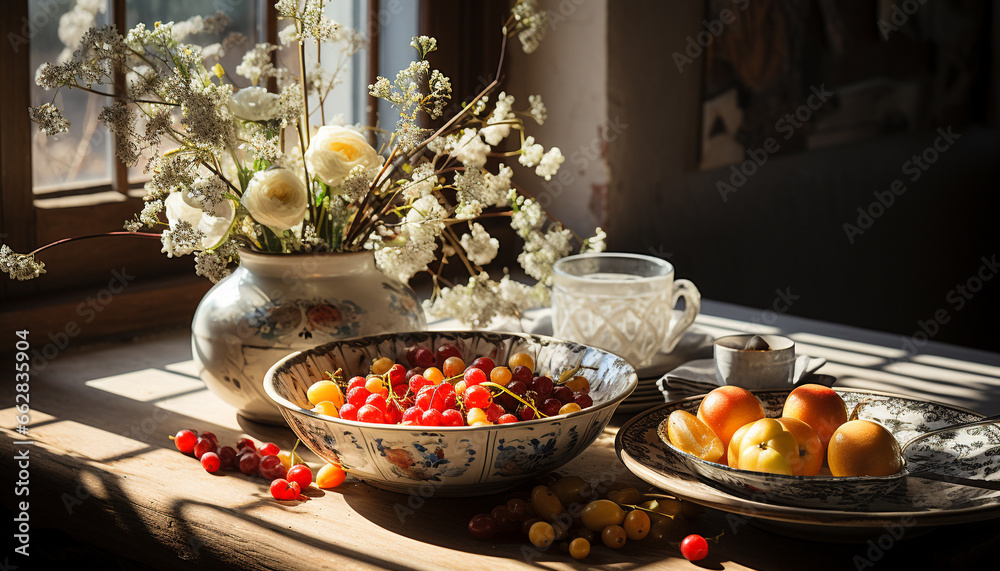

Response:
(607, 1), (1000, 352)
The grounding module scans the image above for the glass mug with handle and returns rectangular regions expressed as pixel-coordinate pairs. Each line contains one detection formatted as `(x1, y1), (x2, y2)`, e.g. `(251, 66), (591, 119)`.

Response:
(551, 253), (701, 368)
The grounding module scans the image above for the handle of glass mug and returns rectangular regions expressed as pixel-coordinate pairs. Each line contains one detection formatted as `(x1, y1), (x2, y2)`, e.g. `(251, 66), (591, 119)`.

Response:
(661, 279), (701, 353)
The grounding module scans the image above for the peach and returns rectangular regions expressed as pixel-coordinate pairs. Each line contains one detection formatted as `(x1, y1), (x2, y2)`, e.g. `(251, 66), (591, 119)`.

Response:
(775, 417), (824, 476)
(781, 384), (847, 454)
(827, 420), (904, 477)
(696, 386), (765, 449)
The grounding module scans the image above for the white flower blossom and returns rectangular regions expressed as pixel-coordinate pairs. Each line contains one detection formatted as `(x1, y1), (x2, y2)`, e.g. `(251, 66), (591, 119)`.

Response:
(582, 227), (607, 253)
(278, 24), (299, 46)
(454, 128), (490, 168)
(480, 92), (515, 146)
(241, 168), (308, 233)
(518, 227), (572, 285)
(519, 136), (544, 167)
(459, 223), (499, 266)
(535, 147), (564, 181)
(236, 43), (279, 86)
(401, 163), (437, 200)
(231, 87), (279, 121)
(162, 191), (235, 256)
(304, 125), (382, 187)
(0, 245), (45, 281)
(528, 94), (547, 125)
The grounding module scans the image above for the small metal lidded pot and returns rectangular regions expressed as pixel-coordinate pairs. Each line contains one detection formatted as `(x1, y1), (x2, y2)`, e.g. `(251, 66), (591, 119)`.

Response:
(714, 334), (795, 389)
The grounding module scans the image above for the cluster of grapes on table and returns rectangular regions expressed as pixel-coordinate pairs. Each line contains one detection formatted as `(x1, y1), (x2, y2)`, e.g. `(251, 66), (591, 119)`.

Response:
(170, 429), (346, 500)
(468, 473), (718, 562)
(305, 344), (595, 426)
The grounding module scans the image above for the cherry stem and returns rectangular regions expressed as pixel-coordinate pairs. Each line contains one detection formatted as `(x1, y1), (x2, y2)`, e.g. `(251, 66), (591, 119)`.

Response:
(481, 381), (547, 418)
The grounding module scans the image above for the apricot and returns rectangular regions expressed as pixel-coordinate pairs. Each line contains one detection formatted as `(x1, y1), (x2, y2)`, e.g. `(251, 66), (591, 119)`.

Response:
(827, 420), (904, 477)
(775, 417), (824, 476)
(781, 384), (847, 453)
(665, 410), (725, 463)
(696, 386), (765, 449)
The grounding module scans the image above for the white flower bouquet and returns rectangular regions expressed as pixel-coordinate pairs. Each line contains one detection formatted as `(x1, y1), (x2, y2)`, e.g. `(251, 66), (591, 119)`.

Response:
(2, 0), (605, 327)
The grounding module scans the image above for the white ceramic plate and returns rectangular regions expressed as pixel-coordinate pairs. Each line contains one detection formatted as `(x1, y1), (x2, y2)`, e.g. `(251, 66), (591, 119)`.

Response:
(616, 388), (1000, 528)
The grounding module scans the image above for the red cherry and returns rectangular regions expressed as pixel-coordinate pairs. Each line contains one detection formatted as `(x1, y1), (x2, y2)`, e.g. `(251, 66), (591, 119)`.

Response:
(238, 451), (260, 476)
(413, 347), (436, 368)
(680, 534), (709, 561)
(441, 408), (465, 426)
(357, 404), (384, 424)
(497, 414), (518, 424)
(286, 464), (313, 489)
(172, 429), (197, 454)
(260, 455), (287, 480)
(402, 406), (423, 425)
(339, 403), (358, 421)
(347, 376), (367, 391)
(269, 478), (301, 501)
(218, 446), (238, 470)
(193, 437), (218, 460)
(201, 451), (221, 473)
(421, 409), (443, 426)
(485, 403), (505, 422)
(435, 344), (462, 367)
(463, 367), (488, 387)
(259, 442), (280, 456)
(387, 363), (406, 385)
(471, 357), (495, 375)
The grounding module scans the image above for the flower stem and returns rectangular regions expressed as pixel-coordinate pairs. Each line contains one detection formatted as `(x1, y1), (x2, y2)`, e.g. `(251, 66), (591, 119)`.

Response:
(28, 232), (161, 257)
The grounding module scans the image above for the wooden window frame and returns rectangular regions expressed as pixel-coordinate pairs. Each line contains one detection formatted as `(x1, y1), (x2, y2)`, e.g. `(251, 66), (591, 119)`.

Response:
(0, 0), (280, 341)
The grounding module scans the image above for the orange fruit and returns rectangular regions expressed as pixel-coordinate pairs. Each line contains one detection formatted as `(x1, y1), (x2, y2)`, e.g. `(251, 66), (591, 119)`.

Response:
(781, 384), (848, 453)
(697, 386), (765, 450)
(665, 410), (725, 463)
(827, 420), (904, 477)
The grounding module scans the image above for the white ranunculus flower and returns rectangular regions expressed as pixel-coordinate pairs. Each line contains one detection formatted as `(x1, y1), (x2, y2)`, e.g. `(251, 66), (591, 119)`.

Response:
(230, 86), (279, 121)
(241, 168), (308, 233)
(304, 125), (381, 187)
(164, 191), (235, 250)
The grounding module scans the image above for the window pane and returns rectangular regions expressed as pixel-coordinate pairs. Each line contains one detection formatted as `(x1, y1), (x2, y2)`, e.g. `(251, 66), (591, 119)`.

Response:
(126, 0), (261, 181)
(30, 0), (113, 194)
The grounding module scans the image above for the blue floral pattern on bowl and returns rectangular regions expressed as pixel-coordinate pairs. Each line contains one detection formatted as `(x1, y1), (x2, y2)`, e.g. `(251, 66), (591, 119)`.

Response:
(265, 330), (637, 496)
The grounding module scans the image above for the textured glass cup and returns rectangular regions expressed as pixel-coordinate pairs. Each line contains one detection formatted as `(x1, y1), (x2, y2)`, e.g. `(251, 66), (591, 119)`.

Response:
(551, 253), (701, 367)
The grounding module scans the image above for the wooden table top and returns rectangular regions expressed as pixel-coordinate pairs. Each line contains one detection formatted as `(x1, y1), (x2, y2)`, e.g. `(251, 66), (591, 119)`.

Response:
(3, 301), (1000, 570)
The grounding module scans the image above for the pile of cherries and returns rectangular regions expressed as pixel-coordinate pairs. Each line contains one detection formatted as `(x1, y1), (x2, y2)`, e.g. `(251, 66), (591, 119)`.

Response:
(306, 344), (595, 427)
(170, 429), (346, 500)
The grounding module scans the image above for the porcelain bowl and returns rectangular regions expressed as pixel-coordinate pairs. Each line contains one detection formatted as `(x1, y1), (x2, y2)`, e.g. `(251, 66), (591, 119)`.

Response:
(265, 331), (638, 496)
(657, 389), (916, 509)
